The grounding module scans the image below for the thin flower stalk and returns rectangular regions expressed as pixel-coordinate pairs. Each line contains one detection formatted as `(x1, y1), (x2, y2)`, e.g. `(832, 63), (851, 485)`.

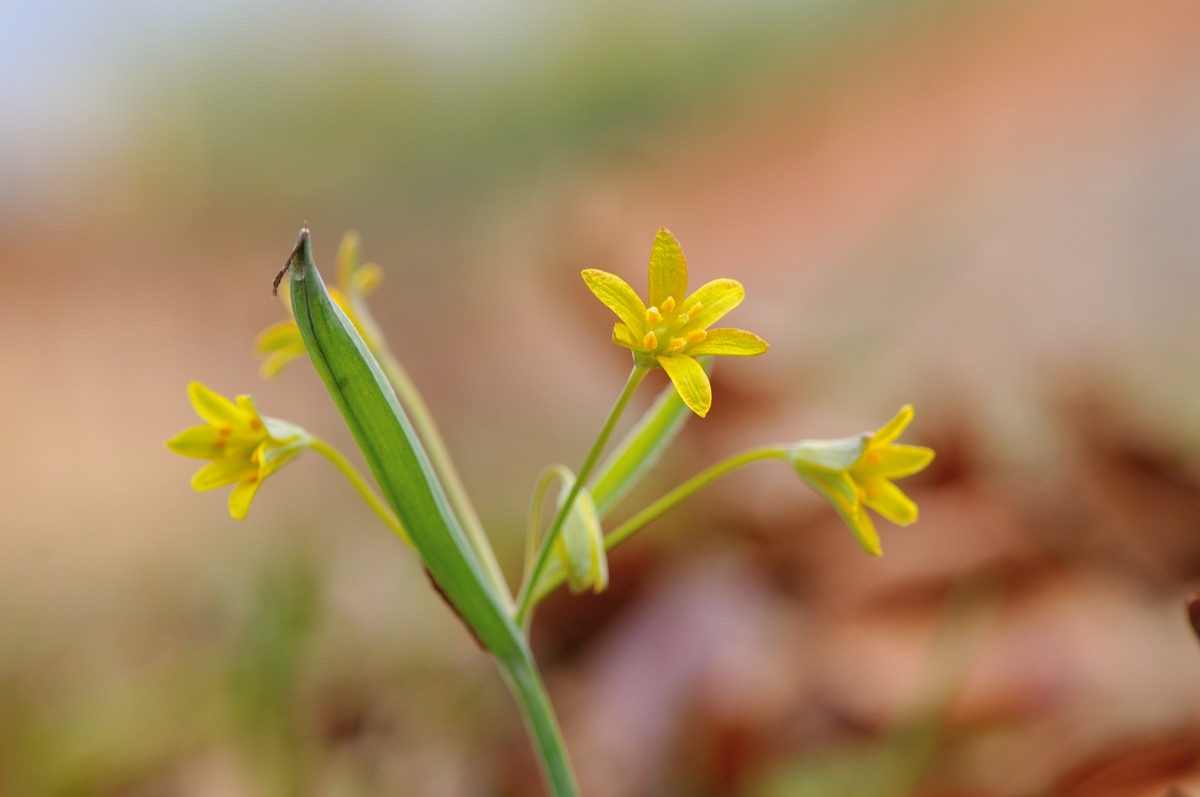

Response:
(514, 364), (649, 626)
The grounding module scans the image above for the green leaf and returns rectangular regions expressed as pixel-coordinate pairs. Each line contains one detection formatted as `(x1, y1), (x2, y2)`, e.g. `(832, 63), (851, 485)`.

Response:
(285, 229), (519, 658)
(588, 357), (713, 516)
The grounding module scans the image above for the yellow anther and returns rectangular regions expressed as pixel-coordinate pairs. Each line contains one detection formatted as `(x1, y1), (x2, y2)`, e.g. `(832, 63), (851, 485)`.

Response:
(668, 337), (687, 353)
(643, 331), (658, 350)
(661, 296), (676, 315)
(686, 329), (707, 344)
(646, 307), (663, 326)
(687, 302), (703, 319)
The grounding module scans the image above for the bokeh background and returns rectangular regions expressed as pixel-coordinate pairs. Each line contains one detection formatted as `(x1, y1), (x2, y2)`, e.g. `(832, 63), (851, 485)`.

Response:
(3, 0), (1200, 794)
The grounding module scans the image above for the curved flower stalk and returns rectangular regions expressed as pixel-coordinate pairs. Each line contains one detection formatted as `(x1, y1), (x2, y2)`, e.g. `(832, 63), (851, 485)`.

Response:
(582, 228), (768, 417)
(787, 405), (935, 556)
(166, 381), (311, 519)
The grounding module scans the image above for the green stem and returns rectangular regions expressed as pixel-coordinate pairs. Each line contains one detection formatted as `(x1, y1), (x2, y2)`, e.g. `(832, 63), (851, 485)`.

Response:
(310, 437), (412, 546)
(498, 646), (580, 797)
(375, 346), (512, 607)
(534, 445), (786, 603)
(515, 364), (649, 626)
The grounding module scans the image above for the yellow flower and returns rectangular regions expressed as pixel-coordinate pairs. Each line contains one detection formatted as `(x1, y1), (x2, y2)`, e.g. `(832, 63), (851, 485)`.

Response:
(166, 382), (311, 519)
(256, 231), (384, 378)
(582, 228), (768, 417)
(787, 405), (934, 557)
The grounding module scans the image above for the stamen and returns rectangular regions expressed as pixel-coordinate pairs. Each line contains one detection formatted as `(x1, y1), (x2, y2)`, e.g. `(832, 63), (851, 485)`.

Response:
(686, 330), (707, 344)
(646, 307), (663, 326)
(687, 302), (703, 319)
(668, 337), (687, 353)
(248, 418), (263, 431)
(643, 331), (658, 350)
(660, 296), (676, 315)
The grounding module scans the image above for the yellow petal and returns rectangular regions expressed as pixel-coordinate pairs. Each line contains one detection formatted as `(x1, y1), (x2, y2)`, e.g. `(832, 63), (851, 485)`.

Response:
(686, 328), (769, 357)
(228, 478), (262, 520)
(612, 322), (641, 350)
(187, 382), (243, 426)
(254, 320), (302, 354)
(680, 279), (745, 331)
(873, 405), (914, 446)
(647, 228), (688, 311)
(862, 478), (919, 526)
(793, 467), (881, 555)
(352, 262), (384, 296)
(192, 457), (254, 491)
(258, 350), (301, 379)
(794, 467), (860, 516)
(234, 395), (265, 430)
(166, 425), (224, 459)
(658, 354), (712, 418)
(335, 231), (362, 290)
(844, 504), (882, 557)
(582, 269), (648, 334)
(858, 445), (935, 479)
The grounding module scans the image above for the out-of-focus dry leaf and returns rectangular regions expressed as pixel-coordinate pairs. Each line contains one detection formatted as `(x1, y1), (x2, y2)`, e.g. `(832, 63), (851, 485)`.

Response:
(1187, 592), (1200, 645)
(1051, 730), (1200, 797)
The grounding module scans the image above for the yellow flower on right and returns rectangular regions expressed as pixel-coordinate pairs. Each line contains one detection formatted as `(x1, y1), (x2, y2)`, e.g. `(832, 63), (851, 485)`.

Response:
(787, 405), (934, 556)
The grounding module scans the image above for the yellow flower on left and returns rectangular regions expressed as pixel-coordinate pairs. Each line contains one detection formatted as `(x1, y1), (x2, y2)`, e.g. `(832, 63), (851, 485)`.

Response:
(166, 382), (311, 519)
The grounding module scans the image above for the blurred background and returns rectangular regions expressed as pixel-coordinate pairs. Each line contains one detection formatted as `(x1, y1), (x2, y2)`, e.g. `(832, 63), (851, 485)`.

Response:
(3, 0), (1200, 794)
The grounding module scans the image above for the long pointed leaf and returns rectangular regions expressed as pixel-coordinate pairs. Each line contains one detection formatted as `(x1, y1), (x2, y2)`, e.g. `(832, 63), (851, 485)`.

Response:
(285, 229), (518, 657)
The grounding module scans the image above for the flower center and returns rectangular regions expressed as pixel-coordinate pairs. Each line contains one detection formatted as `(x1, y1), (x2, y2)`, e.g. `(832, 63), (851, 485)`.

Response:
(643, 297), (705, 355)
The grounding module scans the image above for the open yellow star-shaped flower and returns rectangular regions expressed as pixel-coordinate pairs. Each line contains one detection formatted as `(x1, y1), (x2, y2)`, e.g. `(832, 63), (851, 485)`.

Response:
(166, 382), (311, 519)
(787, 405), (934, 556)
(582, 228), (768, 417)
(256, 231), (384, 378)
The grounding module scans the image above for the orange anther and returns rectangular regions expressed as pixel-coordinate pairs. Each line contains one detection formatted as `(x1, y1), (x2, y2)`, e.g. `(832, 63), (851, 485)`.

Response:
(643, 331), (658, 350)
(660, 296), (676, 315)
(668, 337), (687, 353)
(686, 329), (707, 344)
(646, 307), (663, 326)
